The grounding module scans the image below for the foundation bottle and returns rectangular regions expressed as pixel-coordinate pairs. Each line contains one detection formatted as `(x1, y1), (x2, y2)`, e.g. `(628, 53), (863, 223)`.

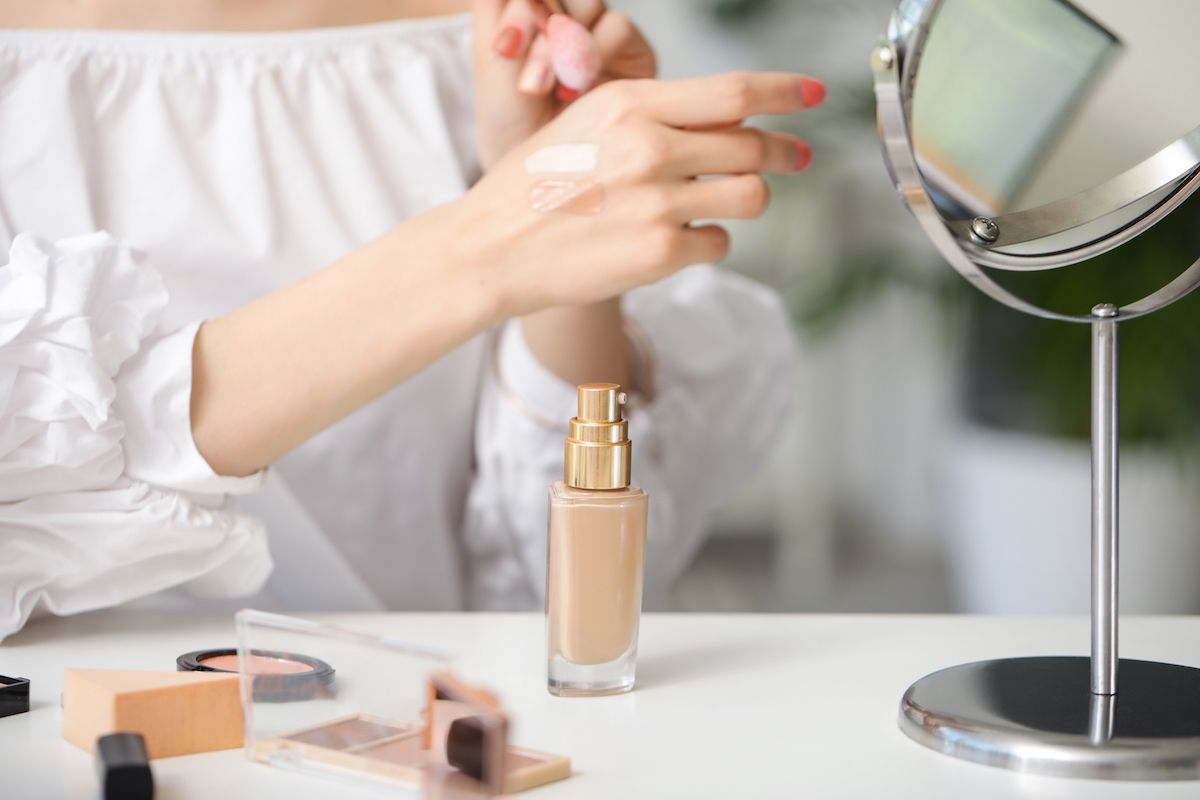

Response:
(547, 383), (648, 697)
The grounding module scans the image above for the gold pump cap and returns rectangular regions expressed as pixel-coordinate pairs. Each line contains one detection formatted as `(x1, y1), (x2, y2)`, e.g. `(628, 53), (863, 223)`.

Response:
(564, 383), (632, 490)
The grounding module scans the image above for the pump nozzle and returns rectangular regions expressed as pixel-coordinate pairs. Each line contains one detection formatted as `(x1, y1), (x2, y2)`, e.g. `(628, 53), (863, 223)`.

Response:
(564, 383), (632, 490)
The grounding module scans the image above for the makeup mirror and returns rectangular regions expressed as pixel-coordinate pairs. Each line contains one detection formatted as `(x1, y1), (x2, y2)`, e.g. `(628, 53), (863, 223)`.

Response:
(873, 0), (1200, 781)
(886, 0), (1200, 285)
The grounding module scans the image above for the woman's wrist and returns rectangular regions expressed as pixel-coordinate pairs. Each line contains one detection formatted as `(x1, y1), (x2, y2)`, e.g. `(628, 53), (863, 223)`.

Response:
(520, 299), (636, 390)
(387, 198), (510, 334)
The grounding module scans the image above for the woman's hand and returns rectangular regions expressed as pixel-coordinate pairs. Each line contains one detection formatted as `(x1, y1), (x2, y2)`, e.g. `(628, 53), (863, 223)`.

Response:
(454, 71), (824, 318)
(194, 72), (823, 478)
(472, 0), (656, 169)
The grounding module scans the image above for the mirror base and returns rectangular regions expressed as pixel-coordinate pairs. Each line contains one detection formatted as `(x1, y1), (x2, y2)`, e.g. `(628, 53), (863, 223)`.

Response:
(899, 656), (1200, 780)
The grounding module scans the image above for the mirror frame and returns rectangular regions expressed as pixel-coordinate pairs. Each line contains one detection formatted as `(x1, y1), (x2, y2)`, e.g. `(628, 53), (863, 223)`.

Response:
(874, 0), (1200, 322)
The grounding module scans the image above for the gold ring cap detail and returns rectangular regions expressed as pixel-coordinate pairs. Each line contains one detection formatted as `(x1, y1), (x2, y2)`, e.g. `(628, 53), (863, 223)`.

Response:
(564, 383), (632, 490)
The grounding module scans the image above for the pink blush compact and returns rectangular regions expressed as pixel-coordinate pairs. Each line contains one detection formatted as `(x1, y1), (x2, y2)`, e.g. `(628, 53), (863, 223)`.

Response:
(177, 648), (335, 702)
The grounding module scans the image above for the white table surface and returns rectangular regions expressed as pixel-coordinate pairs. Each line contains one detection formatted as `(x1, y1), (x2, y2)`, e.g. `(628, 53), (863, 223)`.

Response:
(3, 611), (1200, 799)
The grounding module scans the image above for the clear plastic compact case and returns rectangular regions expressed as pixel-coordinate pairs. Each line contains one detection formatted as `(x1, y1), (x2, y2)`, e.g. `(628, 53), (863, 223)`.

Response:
(235, 610), (569, 798)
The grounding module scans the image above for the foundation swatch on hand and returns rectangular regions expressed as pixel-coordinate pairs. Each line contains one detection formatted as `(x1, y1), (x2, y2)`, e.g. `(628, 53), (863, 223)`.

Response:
(530, 178), (604, 215)
(525, 143), (604, 216)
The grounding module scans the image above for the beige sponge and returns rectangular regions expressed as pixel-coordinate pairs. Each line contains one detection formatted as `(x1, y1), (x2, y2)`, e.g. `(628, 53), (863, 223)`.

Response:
(63, 669), (243, 759)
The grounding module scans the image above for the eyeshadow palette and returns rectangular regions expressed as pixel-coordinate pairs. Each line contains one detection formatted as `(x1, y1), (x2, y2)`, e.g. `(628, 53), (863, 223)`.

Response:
(255, 712), (568, 795)
(236, 610), (570, 796)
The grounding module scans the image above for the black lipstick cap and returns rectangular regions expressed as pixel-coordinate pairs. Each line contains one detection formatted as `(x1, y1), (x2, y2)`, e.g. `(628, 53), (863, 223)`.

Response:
(95, 732), (154, 800)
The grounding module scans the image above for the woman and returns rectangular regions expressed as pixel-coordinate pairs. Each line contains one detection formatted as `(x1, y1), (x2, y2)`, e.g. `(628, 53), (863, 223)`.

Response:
(0, 0), (820, 636)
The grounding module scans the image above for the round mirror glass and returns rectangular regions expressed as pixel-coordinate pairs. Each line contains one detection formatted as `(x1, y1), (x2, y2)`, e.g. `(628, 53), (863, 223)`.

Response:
(907, 0), (1200, 263)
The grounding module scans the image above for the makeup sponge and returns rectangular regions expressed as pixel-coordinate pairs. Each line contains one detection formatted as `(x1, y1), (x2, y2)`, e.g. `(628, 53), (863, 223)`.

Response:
(546, 14), (600, 91)
(63, 669), (243, 759)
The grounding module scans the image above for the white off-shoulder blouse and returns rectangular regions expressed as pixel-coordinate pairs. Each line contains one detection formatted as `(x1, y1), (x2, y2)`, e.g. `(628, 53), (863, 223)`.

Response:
(0, 14), (793, 638)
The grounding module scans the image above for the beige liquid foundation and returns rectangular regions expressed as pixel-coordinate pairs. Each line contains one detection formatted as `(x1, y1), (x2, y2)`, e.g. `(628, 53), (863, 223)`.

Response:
(546, 383), (648, 697)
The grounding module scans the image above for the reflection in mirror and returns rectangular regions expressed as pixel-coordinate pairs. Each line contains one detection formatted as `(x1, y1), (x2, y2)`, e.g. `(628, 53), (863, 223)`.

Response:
(910, 0), (1200, 231)
(880, 0), (1200, 780)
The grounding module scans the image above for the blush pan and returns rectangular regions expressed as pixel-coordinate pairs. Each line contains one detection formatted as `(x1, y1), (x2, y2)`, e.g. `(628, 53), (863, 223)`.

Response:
(199, 654), (311, 675)
(176, 648), (334, 702)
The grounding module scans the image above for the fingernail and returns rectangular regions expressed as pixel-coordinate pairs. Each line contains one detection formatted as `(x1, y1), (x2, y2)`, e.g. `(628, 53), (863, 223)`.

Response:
(492, 26), (523, 58)
(556, 85), (580, 102)
(799, 77), (826, 108)
(793, 140), (813, 172)
(519, 62), (551, 94)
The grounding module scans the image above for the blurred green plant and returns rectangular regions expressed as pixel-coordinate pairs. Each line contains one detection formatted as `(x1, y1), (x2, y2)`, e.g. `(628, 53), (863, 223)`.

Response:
(972, 197), (1200, 446)
(793, 192), (1200, 448)
(704, 0), (776, 25)
(792, 195), (1200, 448)
(789, 248), (958, 337)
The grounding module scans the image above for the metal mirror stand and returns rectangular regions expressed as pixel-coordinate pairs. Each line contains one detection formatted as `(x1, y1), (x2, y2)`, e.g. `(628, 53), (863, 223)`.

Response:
(873, 24), (1200, 780)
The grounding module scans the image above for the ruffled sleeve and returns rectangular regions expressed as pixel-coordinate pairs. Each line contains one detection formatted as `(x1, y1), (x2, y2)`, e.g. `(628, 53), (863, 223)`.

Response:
(0, 232), (271, 641)
(461, 265), (794, 609)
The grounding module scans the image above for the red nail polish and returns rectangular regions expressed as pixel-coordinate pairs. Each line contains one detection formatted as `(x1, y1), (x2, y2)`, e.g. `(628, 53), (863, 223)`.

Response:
(794, 140), (813, 172)
(799, 77), (826, 108)
(493, 26), (523, 58)
(556, 85), (580, 102)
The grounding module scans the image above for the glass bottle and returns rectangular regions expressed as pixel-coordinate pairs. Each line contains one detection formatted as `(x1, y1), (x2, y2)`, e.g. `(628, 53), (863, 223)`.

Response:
(546, 383), (648, 696)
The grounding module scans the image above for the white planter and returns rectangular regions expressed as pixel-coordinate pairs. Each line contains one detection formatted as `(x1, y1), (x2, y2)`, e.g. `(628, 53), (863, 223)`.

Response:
(941, 424), (1200, 613)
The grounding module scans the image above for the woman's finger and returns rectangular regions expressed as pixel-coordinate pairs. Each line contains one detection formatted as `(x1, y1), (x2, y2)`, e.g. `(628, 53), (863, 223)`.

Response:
(490, 0), (540, 59)
(590, 10), (656, 80)
(518, 34), (557, 95)
(687, 119), (744, 133)
(670, 175), (773, 222)
(630, 72), (825, 128)
(472, 0), (506, 18)
(561, 0), (605, 27)
(674, 224), (732, 267)
(668, 127), (812, 177)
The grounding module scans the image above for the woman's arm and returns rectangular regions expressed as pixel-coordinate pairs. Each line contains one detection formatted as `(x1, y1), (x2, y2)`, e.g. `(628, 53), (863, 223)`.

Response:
(190, 203), (500, 477)
(192, 71), (818, 477)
